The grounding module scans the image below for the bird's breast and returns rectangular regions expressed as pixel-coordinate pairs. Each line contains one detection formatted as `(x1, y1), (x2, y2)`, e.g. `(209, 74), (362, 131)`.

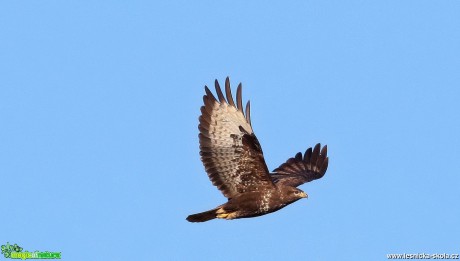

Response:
(257, 190), (284, 214)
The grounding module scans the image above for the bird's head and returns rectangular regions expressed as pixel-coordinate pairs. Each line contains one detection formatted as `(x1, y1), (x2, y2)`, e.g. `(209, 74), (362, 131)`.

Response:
(283, 187), (308, 203)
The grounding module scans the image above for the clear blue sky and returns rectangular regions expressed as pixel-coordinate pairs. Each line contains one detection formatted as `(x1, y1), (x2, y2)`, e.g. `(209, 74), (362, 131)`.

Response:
(1, 1), (459, 260)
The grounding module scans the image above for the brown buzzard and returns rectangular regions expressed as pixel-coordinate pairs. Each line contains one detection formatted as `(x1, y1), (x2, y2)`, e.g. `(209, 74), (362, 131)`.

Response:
(186, 77), (328, 222)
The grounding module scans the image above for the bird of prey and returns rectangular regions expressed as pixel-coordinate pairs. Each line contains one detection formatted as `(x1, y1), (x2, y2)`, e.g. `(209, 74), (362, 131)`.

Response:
(186, 77), (328, 222)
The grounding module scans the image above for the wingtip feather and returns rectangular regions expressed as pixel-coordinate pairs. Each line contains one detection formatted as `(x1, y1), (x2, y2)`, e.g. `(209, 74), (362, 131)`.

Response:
(214, 80), (226, 103)
(245, 101), (251, 125)
(236, 83), (243, 111)
(225, 77), (235, 107)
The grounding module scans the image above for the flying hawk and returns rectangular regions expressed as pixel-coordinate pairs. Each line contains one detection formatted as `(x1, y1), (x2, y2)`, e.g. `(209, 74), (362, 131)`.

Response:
(186, 77), (328, 222)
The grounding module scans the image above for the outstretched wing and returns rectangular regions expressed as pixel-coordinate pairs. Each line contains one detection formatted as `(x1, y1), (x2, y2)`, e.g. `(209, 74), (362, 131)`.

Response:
(199, 77), (274, 199)
(271, 143), (328, 187)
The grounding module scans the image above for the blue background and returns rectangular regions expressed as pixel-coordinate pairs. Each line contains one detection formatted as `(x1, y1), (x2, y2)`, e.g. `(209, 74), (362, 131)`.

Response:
(1, 1), (459, 260)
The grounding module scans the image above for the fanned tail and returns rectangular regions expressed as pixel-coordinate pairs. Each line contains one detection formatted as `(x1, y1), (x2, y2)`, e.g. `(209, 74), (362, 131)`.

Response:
(186, 208), (218, 222)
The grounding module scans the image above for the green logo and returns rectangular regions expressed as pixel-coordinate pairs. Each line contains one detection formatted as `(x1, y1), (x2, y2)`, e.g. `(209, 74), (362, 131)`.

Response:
(1, 243), (61, 260)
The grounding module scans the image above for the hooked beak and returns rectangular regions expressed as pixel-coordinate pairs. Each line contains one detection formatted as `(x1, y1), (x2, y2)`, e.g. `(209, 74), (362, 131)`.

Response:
(300, 192), (308, 199)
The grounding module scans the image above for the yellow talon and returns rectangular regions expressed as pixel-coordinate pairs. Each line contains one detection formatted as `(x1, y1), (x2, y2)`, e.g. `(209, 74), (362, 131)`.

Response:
(216, 212), (237, 220)
(217, 213), (230, 219)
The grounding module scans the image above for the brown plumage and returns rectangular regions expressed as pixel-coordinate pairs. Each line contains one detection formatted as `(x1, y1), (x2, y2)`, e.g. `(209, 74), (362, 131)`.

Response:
(187, 77), (329, 222)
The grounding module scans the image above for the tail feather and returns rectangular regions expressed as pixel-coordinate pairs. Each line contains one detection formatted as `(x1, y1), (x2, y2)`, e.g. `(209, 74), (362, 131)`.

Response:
(186, 208), (217, 222)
